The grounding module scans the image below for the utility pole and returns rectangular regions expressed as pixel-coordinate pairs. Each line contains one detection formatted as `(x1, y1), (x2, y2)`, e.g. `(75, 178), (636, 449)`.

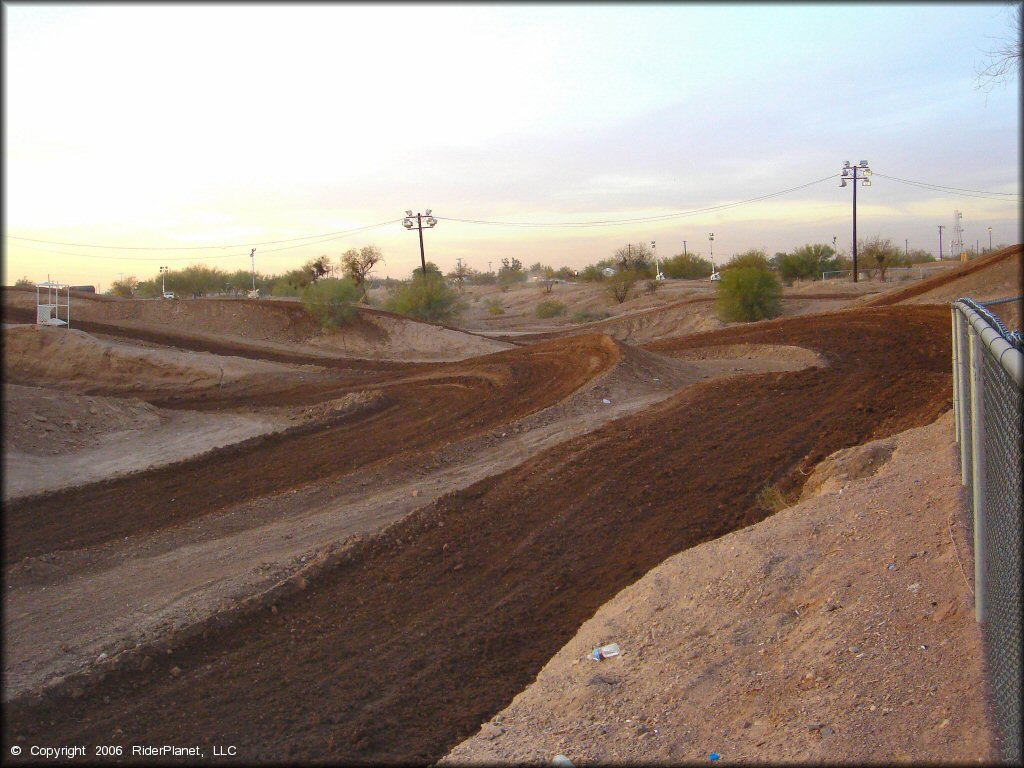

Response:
(488, 261), (492, 275)
(840, 160), (872, 282)
(403, 210), (438, 277)
(160, 265), (168, 296)
(988, 227), (992, 252)
(683, 240), (687, 256)
(250, 248), (257, 293)
(708, 233), (714, 269)
(938, 225), (944, 261)
(905, 239), (908, 259)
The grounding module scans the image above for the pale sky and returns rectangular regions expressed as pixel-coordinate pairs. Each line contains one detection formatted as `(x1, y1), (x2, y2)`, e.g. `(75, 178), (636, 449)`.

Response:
(3, 2), (1021, 288)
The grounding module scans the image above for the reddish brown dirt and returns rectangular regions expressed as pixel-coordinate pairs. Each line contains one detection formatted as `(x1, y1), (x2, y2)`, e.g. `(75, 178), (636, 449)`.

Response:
(858, 245), (1021, 308)
(3, 334), (619, 563)
(3, 305), (953, 764)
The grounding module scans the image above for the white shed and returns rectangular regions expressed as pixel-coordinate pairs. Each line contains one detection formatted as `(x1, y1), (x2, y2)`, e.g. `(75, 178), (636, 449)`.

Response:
(36, 280), (70, 327)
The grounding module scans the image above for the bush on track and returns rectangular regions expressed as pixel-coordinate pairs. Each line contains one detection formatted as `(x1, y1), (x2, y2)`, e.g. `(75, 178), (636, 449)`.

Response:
(535, 300), (567, 319)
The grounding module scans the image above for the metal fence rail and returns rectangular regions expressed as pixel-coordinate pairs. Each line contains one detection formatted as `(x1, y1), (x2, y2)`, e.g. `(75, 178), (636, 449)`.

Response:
(951, 296), (1022, 764)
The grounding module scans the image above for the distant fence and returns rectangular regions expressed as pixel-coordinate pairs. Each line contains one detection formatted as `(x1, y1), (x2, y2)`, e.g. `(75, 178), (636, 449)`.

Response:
(951, 296), (1023, 764)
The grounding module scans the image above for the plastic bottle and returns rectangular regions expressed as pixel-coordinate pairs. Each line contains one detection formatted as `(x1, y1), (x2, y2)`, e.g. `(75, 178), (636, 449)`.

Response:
(591, 642), (620, 660)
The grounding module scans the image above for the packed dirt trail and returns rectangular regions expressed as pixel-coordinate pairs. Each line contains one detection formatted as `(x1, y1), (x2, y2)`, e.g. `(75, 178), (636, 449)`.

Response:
(2, 333), (818, 699)
(3, 304), (956, 764)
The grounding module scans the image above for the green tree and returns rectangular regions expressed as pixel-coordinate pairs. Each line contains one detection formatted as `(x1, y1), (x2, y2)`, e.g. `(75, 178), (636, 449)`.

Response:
(446, 262), (475, 292)
(385, 273), (463, 322)
(579, 265), (606, 282)
(341, 246), (383, 299)
(107, 275), (139, 298)
(498, 257), (527, 290)
(412, 261), (442, 279)
(858, 236), (902, 281)
(715, 267), (783, 322)
(777, 244), (834, 283)
(723, 249), (773, 272)
(614, 242), (653, 273)
(662, 252), (713, 279)
(301, 278), (360, 328)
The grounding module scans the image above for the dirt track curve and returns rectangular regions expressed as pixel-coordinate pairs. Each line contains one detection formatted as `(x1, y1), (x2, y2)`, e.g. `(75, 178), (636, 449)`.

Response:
(3, 334), (618, 563)
(3, 304), (953, 764)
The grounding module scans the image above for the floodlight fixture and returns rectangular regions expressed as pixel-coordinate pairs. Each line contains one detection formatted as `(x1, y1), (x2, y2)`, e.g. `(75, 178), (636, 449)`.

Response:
(839, 159), (871, 282)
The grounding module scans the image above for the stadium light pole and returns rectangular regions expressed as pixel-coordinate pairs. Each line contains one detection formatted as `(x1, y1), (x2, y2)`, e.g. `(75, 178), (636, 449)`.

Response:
(938, 225), (944, 261)
(250, 248), (257, 294)
(840, 160), (871, 282)
(988, 226), (992, 252)
(160, 266), (168, 296)
(709, 233), (714, 269)
(403, 209), (438, 278)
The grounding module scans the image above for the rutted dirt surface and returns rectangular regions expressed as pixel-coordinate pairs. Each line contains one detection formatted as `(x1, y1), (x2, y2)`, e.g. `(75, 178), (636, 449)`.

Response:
(443, 411), (995, 764)
(3, 305), (956, 763)
(2, 333), (621, 564)
(2, 341), (818, 700)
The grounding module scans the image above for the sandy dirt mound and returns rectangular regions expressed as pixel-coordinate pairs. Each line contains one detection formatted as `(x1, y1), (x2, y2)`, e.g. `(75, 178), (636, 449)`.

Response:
(2, 384), (163, 456)
(2, 324), (312, 399)
(307, 310), (513, 360)
(443, 411), (993, 764)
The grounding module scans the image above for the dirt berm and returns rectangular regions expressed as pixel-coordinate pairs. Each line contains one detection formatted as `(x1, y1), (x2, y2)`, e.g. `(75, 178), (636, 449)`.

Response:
(3, 305), (954, 764)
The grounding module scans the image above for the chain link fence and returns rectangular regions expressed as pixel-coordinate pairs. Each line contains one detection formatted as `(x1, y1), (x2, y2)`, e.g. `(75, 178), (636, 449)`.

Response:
(951, 297), (1022, 764)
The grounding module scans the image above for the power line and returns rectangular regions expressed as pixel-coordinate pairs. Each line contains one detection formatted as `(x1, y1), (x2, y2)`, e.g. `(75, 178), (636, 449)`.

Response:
(4, 219), (403, 252)
(872, 172), (1019, 200)
(434, 175), (841, 227)
(6, 220), (403, 262)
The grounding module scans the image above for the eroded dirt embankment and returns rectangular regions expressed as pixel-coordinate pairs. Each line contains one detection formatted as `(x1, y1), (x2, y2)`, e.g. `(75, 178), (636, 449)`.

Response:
(3, 305), (953, 764)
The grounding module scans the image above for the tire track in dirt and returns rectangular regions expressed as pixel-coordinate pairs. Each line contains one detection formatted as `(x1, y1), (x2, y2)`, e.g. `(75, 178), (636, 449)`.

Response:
(2, 335), (619, 564)
(3, 305), (953, 764)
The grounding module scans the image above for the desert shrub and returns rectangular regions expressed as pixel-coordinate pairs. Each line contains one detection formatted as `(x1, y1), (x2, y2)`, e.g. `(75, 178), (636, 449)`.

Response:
(301, 278), (360, 328)
(484, 297), (505, 315)
(722, 249), (773, 272)
(756, 483), (791, 513)
(271, 281), (302, 298)
(662, 253), (713, 279)
(571, 310), (610, 324)
(385, 274), (462, 322)
(777, 244), (833, 282)
(579, 265), (606, 282)
(535, 299), (567, 319)
(715, 266), (783, 322)
(643, 279), (659, 295)
(14, 276), (34, 287)
(606, 270), (637, 303)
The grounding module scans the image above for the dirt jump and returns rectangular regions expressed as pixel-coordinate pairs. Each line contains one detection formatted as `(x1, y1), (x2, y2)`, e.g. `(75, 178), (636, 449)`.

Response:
(2, 249), (1017, 764)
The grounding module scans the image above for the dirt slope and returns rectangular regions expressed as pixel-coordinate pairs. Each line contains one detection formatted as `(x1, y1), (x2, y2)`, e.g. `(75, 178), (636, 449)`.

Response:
(3, 305), (953, 764)
(443, 410), (994, 764)
(2, 289), (512, 362)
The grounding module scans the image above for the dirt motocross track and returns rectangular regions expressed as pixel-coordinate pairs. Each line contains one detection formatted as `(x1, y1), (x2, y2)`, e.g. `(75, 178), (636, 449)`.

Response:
(3, 303), (954, 764)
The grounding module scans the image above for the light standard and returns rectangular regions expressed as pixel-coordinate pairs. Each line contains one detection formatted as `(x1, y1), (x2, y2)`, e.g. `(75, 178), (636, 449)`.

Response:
(159, 266), (168, 297)
(840, 160), (871, 282)
(938, 225), (944, 261)
(250, 248), (257, 295)
(403, 209), (438, 278)
(709, 232), (714, 268)
(988, 227), (993, 252)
